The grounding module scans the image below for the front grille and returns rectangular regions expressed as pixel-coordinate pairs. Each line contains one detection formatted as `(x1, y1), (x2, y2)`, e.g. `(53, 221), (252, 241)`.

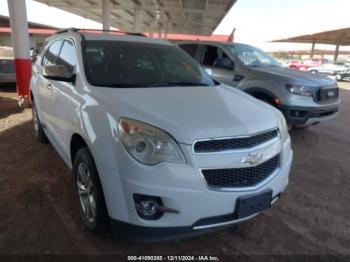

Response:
(314, 87), (339, 102)
(194, 129), (278, 153)
(202, 155), (279, 188)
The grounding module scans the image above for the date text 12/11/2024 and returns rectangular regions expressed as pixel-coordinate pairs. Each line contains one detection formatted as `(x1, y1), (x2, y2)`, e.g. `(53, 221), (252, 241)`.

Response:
(127, 256), (220, 261)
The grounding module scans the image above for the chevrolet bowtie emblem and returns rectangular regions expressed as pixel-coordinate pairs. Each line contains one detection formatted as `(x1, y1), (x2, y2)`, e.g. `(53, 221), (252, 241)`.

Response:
(242, 152), (264, 165)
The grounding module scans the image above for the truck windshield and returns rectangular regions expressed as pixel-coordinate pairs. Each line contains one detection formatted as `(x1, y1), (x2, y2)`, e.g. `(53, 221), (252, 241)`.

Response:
(225, 43), (281, 67)
(83, 41), (215, 88)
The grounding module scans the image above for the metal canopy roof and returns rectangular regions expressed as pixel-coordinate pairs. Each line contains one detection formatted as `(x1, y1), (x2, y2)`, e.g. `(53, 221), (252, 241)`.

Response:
(0, 14), (58, 29)
(36, 0), (236, 35)
(272, 27), (350, 46)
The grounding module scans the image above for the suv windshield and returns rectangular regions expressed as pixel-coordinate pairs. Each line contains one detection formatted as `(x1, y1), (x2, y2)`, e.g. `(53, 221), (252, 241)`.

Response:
(83, 41), (215, 87)
(225, 43), (281, 67)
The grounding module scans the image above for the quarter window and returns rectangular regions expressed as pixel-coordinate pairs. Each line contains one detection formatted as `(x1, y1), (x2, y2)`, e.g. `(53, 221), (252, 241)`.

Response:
(57, 40), (76, 75)
(41, 40), (63, 67)
(202, 45), (231, 67)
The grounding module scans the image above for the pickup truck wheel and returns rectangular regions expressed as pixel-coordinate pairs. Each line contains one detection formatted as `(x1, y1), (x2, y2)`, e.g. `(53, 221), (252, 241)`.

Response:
(32, 101), (48, 143)
(257, 97), (293, 131)
(335, 74), (342, 81)
(74, 147), (110, 236)
(310, 70), (318, 74)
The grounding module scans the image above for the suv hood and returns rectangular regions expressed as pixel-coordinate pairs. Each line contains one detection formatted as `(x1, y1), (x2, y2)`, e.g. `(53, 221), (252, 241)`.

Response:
(251, 66), (335, 86)
(92, 84), (279, 144)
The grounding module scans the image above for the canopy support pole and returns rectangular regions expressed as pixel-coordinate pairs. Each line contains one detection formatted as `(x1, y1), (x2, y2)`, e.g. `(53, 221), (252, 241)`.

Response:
(102, 0), (111, 30)
(310, 41), (315, 58)
(334, 44), (340, 62)
(133, 7), (139, 33)
(7, 0), (31, 108)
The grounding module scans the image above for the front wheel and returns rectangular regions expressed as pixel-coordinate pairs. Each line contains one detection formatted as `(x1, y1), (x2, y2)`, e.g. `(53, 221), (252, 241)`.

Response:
(74, 147), (110, 236)
(335, 74), (342, 81)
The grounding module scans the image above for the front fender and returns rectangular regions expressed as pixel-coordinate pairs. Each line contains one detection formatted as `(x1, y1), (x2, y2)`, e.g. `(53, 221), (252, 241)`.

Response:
(70, 89), (132, 172)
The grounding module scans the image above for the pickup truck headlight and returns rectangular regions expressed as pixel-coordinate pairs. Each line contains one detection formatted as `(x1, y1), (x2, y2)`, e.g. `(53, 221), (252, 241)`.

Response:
(286, 84), (314, 96)
(275, 110), (289, 142)
(118, 118), (185, 165)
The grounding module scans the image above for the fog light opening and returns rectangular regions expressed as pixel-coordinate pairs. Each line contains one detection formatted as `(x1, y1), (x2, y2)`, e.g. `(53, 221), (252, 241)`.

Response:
(133, 194), (164, 220)
(133, 194), (180, 220)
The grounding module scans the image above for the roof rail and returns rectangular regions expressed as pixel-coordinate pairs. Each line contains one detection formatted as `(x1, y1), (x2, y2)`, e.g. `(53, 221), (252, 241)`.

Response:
(78, 29), (147, 37)
(55, 28), (147, 37)
(54, 28), (78, 35)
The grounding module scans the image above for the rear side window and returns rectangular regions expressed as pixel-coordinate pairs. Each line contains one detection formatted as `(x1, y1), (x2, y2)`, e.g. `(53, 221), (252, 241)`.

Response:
(202, 45), (231, 67)
(41, 40), (63, 67)
(57, 40), (76, 75)
(179, 44), (199, 58)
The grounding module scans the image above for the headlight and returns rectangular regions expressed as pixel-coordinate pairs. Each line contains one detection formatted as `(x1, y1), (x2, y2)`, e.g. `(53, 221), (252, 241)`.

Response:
(118, 118), (185, 165)
(275, 109), (289, 142)
(286, 84), (315, 96)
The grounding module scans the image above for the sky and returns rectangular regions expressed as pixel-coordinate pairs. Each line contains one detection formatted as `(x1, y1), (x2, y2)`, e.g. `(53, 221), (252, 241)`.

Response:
(0, 0), (349, 52)
(214, 0), (350, 51)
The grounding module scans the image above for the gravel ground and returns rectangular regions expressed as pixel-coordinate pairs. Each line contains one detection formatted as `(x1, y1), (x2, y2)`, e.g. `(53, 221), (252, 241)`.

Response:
(0, 82), (349, 257)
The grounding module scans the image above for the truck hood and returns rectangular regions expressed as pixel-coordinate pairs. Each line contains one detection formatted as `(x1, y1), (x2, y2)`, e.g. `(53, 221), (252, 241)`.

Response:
(251, 66), (336, 86)
(92, 84), (279, 144)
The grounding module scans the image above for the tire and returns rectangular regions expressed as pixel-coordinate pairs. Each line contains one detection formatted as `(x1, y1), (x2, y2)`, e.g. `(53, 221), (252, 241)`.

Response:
(257, 97), (293, 131)
(73, 147), (110, 236)
(335, 74), (342, 81)
(32, 100), (48, 143)
(310, 70), (317, 74)
(259, 97), (274, 106)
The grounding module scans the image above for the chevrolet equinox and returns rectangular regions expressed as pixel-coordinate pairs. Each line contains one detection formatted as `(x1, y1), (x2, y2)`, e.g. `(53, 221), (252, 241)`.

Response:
(30, 29), (293, 241)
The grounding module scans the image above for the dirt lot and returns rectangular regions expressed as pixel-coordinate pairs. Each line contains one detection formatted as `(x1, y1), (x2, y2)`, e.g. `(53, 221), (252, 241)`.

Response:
(0, 83), (349, 257)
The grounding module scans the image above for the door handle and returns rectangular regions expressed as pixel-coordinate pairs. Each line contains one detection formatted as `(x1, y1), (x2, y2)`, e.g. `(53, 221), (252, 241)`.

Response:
(47, 83), (53, 90)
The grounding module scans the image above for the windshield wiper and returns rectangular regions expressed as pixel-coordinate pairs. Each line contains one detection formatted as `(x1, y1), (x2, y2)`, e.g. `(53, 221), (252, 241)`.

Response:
(143, 82), (210, 87)
(98, 82), (210, 88)
(102, 83), (146, 88)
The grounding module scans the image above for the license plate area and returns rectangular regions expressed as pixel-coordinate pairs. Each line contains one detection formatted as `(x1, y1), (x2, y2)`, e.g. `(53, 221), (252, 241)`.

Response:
(235, 190), (272, 219)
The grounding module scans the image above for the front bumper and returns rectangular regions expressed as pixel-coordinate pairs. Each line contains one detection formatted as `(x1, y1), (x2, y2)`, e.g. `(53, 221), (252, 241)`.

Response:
(110, 204), (277, 242)
(279, 104), (339, 126)
(98, 138), (293, 241)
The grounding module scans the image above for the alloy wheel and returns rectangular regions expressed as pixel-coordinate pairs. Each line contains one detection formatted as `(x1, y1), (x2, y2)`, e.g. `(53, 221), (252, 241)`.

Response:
(76, 162), (97, 223)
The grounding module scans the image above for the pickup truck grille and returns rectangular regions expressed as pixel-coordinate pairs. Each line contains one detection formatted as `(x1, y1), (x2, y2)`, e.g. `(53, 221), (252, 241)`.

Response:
(314, 87), (339, 102)
(201, 155), (279, 188)
(194, 129), (278, 153)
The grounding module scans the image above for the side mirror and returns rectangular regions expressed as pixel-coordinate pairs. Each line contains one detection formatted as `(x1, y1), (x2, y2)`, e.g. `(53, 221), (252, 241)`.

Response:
(214, 58), (234, 70)
(44, 65), (75, 82)
(204, 68), (213, 76)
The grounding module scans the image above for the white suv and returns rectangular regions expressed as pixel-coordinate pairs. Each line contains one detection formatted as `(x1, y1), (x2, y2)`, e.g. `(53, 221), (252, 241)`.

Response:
(30, 29), (293, 241)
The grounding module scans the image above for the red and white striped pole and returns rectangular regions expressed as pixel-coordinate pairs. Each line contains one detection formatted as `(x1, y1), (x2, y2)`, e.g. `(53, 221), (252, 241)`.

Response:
(7, 0), (31, 108)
